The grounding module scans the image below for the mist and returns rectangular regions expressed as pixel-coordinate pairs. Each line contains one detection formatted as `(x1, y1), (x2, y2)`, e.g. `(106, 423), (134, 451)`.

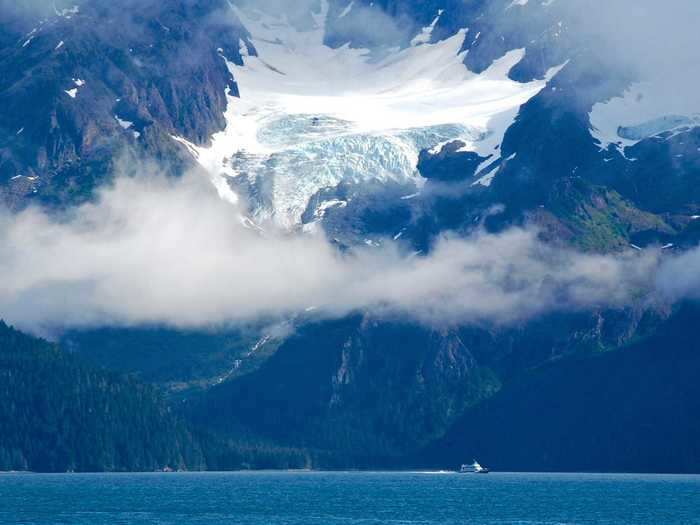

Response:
(230, 0), (416, 49)
(545, 0), (700, 122)
(0, 166), (683, 335)
(564, 0), (700, 78)
(0, 0), (81, 18)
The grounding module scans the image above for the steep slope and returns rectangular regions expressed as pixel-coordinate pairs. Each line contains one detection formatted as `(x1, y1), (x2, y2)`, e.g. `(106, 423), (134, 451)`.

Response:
(62, 324), (281, 399)
(191, 316), (500, 465)
(189, 306), (666, 466)
(0, 321), (312, 472)
(0, 321), (204, 472)
(423, 303), (700, 473)
(0, 0), (250, 208)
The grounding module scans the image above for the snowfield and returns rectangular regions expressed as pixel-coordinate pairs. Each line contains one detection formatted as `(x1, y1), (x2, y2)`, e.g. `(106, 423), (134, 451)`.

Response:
(180, 1), (560, 228)
(591, 74), (700, 150)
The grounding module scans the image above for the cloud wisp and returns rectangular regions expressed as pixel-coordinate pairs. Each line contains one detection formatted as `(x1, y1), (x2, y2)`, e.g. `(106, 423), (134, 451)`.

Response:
(0, 169), (682, 334)
(563, 0), (700, 80)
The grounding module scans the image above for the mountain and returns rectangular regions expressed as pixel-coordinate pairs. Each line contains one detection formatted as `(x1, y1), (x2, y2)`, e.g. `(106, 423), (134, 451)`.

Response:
(61, 325), (268, 399)
(1, 0), (699, 473)
(3, 0), (698, 237)
(0, 320), (314, 472)
(187, 305), (675, 468)
(423, 303), (700, 473)
(190, 317), (500, 466)
(0, 0), (250, 208)
(0, 321), (203, 472)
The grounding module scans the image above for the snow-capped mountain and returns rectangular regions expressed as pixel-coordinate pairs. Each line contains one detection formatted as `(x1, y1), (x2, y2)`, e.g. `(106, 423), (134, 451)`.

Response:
(127, 0), (700, 252)
(2, 0), (700, 472)
(177, 1), (561, 228)
(0, 0), (251, 206)
(4, 0), (697, 246)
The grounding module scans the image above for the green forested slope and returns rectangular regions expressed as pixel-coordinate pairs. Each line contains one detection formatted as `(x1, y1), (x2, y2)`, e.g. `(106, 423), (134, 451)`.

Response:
(0, 321), (204, 472)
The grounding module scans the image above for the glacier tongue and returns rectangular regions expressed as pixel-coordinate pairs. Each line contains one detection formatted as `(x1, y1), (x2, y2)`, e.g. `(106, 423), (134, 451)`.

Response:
(184, 1), (555, 229)
(228, 119), (474, 227)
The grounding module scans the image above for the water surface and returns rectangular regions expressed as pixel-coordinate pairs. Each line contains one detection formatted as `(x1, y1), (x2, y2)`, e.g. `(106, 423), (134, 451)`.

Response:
(1, 471), (699, 524)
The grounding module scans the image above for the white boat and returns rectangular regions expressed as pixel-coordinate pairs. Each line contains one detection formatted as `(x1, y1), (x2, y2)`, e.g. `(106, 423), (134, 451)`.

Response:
(459, 460), (489, 473)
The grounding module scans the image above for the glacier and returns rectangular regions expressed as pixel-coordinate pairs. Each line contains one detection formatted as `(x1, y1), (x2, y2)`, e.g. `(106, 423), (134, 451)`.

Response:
(181, 1), (558, 229)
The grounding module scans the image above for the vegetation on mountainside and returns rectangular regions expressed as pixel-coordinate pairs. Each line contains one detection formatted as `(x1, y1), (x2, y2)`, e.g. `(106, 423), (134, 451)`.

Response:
(530, 178), (674, 252)
(0, 321), (305, 472)
(424, 303), (700, 473)
(0, 321), (205, 472)
(190, 317), (503, 465)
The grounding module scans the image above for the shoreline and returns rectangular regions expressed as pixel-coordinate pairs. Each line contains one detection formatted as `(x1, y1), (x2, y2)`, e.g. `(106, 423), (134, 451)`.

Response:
(3, 470), (700, 476)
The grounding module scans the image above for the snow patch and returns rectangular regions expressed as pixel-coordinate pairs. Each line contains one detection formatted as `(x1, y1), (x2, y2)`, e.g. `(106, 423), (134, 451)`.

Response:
(591, 76), (700, 149)
(114, 115), (141, 139)
(473, 164), (501, 188)
(55, 5), (80, 18)
(338, 1), (354, 19)
(410, 10), (443, 47)
(507, 0), (529, 9)
(115, 116), (134, 130)
(314, 199), (348, 220)
(472, 153), (515, 188)
(64, 78), (85, 99)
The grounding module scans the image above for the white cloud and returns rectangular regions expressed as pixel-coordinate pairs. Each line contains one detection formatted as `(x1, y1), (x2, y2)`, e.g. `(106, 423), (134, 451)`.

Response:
(656, 247), (700, 303)
(0, 167), (669, 334)
(567, 0), (700, 80)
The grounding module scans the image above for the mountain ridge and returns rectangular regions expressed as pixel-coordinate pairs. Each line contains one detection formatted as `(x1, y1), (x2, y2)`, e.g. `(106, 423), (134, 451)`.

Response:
(0, 0), (699, 473)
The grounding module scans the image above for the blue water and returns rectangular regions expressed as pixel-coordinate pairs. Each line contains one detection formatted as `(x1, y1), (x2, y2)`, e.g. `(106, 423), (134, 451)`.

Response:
(1, 471), (699, 524)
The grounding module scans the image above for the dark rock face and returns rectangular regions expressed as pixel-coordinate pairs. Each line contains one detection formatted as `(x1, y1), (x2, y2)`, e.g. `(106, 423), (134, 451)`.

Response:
(191, 316), (499, 464)
(425, 303), (700, 473)
(592, 128), (700, 215)
(302, 179), (415, 248)
(418, 141), (487, 183)
(188, 306), (666, 466)
(0, 0), (252, 208)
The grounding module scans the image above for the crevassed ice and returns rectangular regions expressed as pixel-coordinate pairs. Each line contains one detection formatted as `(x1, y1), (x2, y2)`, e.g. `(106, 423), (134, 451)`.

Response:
(183, 1), (556, 228)
(229, 119), (474, 226)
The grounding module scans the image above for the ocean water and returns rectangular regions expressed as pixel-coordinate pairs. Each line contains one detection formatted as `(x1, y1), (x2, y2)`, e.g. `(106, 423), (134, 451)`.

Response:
(1, 471), (699, 524)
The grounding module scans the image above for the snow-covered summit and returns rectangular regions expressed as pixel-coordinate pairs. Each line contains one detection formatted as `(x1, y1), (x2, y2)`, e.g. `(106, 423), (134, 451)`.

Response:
(182, 1), (558, 227)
